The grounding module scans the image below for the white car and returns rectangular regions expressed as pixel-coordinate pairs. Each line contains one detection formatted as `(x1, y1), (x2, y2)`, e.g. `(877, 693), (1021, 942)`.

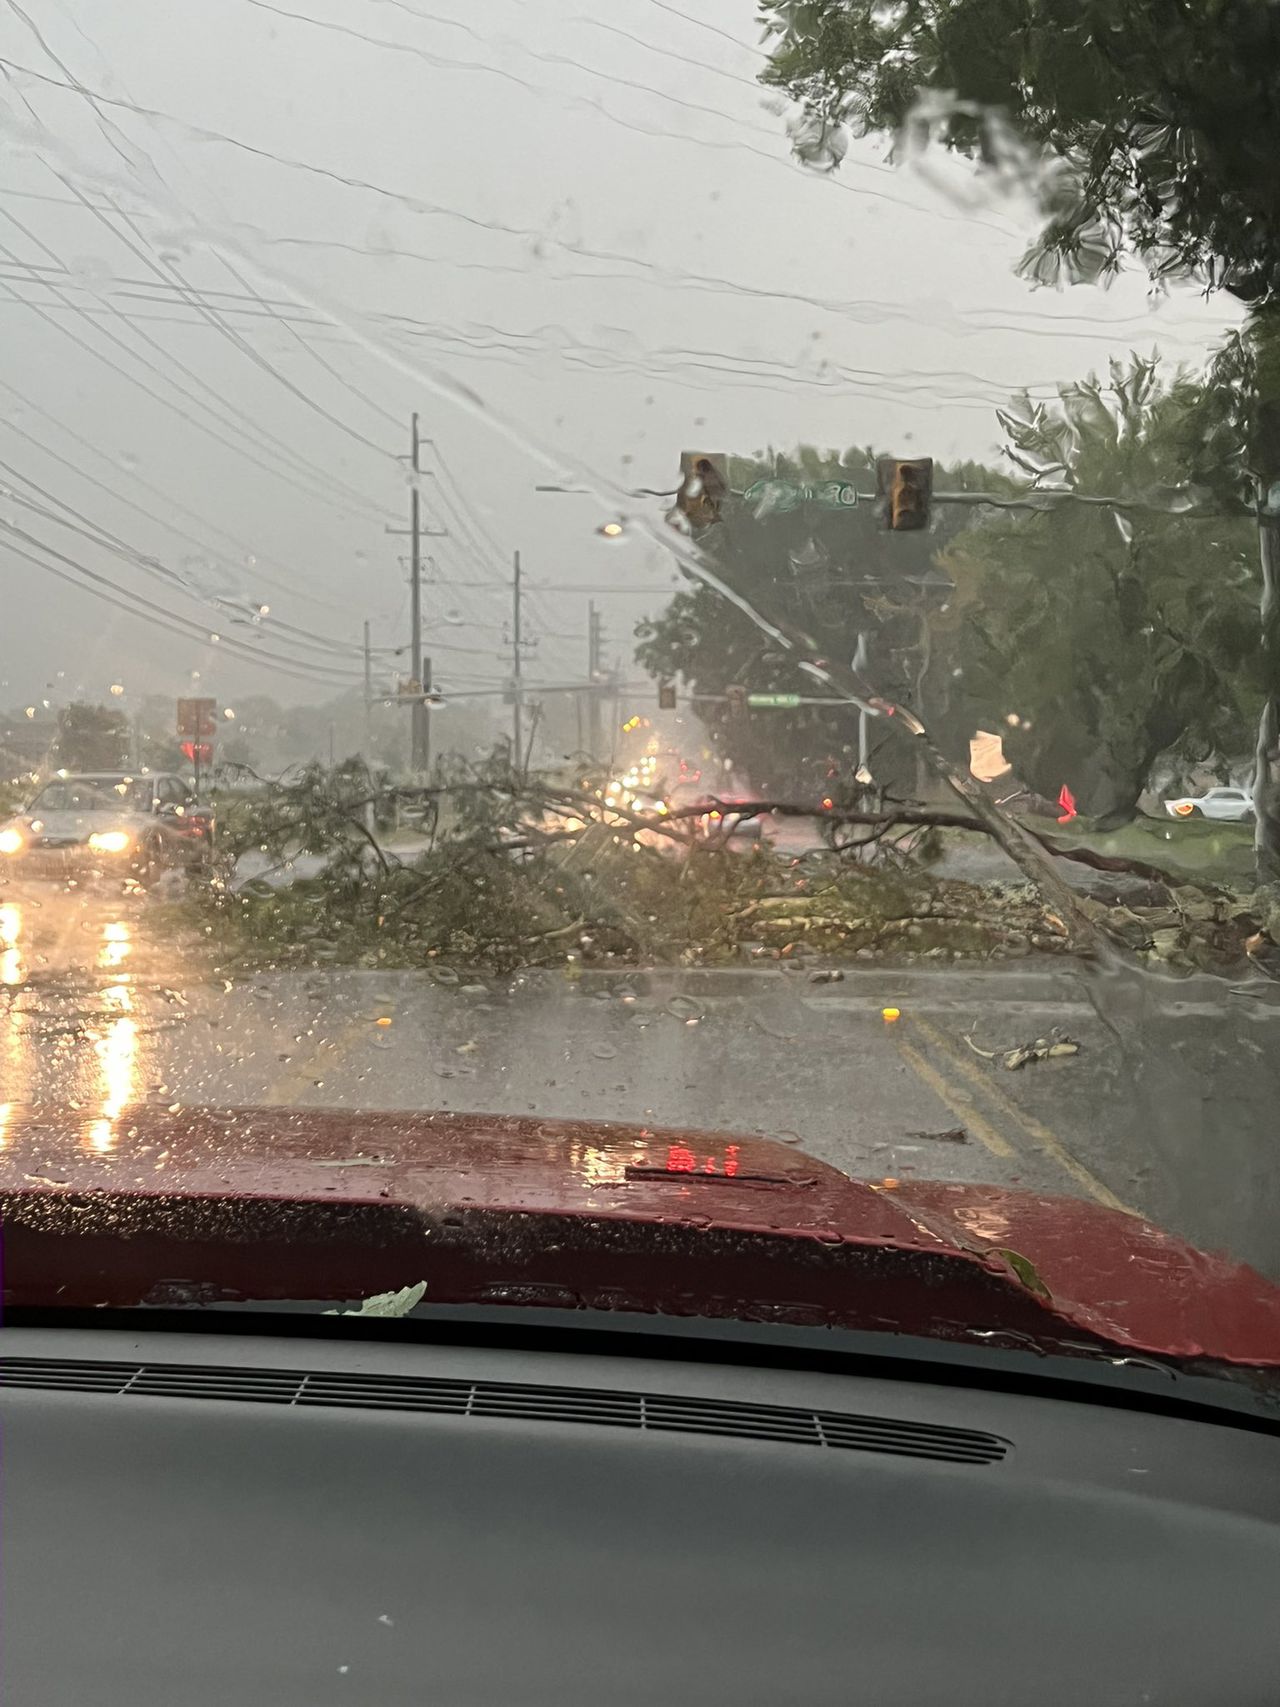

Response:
(0, 771), (214, 880)
(1164, 786), (1254, 822)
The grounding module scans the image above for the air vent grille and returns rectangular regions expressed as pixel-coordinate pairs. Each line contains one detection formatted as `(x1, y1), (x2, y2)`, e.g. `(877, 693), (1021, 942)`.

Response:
(0, 1358), (1007, 1465)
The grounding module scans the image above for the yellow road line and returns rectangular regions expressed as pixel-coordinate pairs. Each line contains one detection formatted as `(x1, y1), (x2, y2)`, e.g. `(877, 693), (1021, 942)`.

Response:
(895, 1037), (1015, 1160)
(909, 1013), (1134, 1215)
(261, 1008), (393, 1106)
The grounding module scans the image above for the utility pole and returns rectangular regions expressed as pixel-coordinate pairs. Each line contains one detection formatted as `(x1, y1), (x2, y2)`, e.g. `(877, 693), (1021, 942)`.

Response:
(512, 548), (523, 767)
(409, 413), (427, 777)
(385, 413), (446, 779)
(362, 619), (373, 755)
(587, 600), (603, 761)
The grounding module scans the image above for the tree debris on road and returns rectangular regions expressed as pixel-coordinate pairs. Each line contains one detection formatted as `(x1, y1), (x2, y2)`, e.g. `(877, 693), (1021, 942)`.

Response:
(964, 1027), (1082, 1070)
(185, 756), (1274, 981)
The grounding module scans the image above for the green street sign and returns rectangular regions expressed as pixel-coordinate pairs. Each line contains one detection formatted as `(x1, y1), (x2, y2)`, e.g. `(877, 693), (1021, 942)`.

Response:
(746, 693), (802, 708)
(742, 477), (859, 514)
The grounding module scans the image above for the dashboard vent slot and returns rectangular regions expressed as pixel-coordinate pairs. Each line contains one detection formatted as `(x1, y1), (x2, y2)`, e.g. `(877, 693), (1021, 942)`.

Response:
(0, 1358), (1008, 1465)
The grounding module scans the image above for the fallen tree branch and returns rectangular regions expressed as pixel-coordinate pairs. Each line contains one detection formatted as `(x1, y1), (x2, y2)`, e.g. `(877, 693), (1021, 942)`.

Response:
(532, 790), (1198, 890)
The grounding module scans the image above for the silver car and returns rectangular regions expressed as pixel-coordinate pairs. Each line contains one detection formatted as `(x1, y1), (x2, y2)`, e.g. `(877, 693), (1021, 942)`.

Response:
(0, 771), (214, 882)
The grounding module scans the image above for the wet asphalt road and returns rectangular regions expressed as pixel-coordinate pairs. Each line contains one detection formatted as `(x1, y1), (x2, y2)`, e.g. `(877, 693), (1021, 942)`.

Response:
(2, 878), (1280, 1276)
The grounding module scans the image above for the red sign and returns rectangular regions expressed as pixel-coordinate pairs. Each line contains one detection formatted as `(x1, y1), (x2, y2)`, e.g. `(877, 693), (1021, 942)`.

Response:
(180, 741), (213, 765)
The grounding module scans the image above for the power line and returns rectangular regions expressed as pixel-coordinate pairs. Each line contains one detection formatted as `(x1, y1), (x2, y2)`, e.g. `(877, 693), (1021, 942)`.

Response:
(241, 0), (794, 157)
(642, 0), (769, 61)
(0, 256), (391, 529)
(2, 0), (396, 488)
(0, 455), (400, 664)
(0, 525), (366, 685)
(70, 179), (397, 466)
(0, 53), (1022, 325)
(576, 17), (767, 94)
(0, 374), (355, 620)
(0, 49), (401, 510)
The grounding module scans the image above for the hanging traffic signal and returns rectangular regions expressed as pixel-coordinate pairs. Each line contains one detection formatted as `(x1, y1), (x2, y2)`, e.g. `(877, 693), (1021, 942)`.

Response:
(658, 681), (677, 710)
(725, 684), (748, 722)
(877, 457), (933, 531)
(677, 452), (728, 528)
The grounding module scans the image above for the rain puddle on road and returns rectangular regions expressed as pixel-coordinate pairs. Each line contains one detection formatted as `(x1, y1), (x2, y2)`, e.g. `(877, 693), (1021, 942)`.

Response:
(0, 885), (213, 1144)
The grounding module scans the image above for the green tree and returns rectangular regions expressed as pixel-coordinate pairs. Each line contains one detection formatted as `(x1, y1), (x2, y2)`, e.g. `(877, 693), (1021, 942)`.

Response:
(943, 360), (1261, 821)
(758, 0), (1280, 869)
(635, 446), (999, 796)
(54, 701), (128, 771)
(758, 0), (1280, 304)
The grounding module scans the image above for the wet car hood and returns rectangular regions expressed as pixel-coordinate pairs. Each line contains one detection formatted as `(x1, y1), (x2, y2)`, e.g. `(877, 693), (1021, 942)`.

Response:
(2, 1103), (1279, 1369)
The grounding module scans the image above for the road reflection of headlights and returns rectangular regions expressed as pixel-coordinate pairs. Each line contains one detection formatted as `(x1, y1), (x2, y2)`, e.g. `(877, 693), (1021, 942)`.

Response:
(0, 828), (24, 855)
(88, 830), (132, 854)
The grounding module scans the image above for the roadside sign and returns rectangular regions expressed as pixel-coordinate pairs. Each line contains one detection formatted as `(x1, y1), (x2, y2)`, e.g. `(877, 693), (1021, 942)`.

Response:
(743, 478), (858, 514)
(747, 693), (802, 708)
(176, 696), (217, 738)
(180, 741), (214, 765)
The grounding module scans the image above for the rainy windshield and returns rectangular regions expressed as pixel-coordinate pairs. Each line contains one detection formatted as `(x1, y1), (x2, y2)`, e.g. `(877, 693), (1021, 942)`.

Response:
(2, 1), (1279, 1352)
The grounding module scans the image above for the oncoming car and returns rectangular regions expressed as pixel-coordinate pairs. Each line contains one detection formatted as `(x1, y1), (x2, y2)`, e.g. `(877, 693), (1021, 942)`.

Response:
(0, 771), (214, 882)
(1164, 786), (1255, 821)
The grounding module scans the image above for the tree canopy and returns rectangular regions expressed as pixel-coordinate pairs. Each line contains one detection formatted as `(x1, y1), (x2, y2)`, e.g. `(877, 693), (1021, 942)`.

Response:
(758, 0), (1280, 308)
(53, 701), (128, 772)
(942, 359), (1261, 818)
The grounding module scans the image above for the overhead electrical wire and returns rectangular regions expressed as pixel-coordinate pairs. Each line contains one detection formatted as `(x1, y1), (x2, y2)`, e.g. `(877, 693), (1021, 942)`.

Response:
(70, 179), (397, 467)
(2, 0), (403, 491)
(0, 276), (1139, 417)
(4, 15), (534, 667)
(0, 454), (400, 664)
(0, 47), (396, 523)
(1, 205), (392, 525)
(0, 253), (390, 531)
(0, 373), (358, 621)
(0, 53), (1025, 325)
(0, 524), (367, 686)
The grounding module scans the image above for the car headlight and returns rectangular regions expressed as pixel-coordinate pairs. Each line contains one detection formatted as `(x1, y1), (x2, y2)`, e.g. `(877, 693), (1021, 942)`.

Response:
(88, 830), (132, 854)
(0, 827), (24, 855)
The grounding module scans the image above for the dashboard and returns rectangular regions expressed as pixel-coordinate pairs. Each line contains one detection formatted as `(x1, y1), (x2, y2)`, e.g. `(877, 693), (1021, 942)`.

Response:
(4, 1322), (1279, 1705)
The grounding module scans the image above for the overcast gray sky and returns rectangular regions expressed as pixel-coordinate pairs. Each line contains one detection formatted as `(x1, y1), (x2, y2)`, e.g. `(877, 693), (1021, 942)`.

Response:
(0, 0), (1244, 716)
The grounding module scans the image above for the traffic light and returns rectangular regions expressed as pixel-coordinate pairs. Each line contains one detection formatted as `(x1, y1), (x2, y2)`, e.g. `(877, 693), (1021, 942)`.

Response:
(877, 457), (933, 532)
(725, 684), (748, 722)
(658, 681), (677, 710)
(677, 451), (728, 529)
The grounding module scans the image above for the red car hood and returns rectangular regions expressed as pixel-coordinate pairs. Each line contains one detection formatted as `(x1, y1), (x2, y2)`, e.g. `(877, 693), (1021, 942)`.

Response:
(2, 1103), (1279, 1369)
